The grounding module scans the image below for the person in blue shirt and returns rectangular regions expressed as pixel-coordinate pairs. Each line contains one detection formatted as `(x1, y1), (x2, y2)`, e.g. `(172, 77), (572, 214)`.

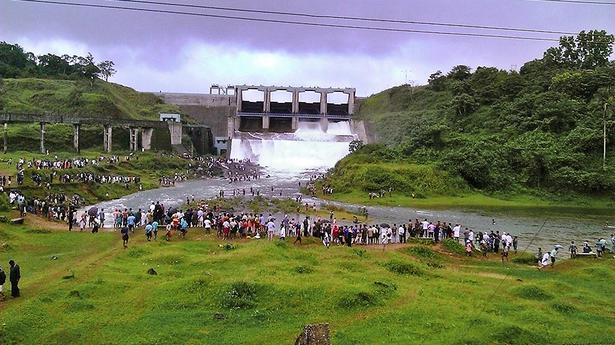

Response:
(151, 221), (159, 240)
(127, 214), (136, 233)
(179, 218), (188, 239)
(145, 223), (153, 241)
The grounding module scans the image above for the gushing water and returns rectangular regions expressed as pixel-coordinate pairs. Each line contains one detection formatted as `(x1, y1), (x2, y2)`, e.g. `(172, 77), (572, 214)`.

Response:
(230, 121), (356, 172)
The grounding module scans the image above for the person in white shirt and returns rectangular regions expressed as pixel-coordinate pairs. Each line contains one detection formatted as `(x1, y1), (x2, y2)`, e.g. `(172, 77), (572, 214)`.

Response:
(267, 220), (276, 241)
(421, 219), (429, 237)
(279, 226), (286, 240)
(468, 230), (475, 245)
(453, 224), (461, 242)
(204, 218), (212, 233)
(398, 225), (406, 243)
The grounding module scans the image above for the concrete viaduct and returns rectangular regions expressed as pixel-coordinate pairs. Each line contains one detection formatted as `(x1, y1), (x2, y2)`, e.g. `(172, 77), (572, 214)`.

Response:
(0, 113), (204, 154)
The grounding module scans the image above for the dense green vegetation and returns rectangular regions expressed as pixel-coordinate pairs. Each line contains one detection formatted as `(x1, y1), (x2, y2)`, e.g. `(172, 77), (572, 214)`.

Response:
(0, 41), (114, 82)
(0, 42), (182, 151)
(0, 220), (613, 344)
(327, 30), (615, 208)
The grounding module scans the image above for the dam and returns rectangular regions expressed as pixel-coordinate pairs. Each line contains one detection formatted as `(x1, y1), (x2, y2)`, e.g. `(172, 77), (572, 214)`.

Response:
(157, 84), (369, 172)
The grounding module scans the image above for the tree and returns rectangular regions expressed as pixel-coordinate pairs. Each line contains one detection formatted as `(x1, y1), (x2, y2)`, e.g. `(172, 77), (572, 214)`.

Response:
(427, 70), (447, 91)
(543, 30), (614, 69)
(447, 65), (472, 81)
(450, 93), (478, 116)
(82, 63), (100, 86)
(97, 60), (116, 81)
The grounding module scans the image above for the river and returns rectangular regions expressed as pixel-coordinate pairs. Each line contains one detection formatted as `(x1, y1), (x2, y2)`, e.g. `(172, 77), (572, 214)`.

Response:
(84, 170), (613, 255)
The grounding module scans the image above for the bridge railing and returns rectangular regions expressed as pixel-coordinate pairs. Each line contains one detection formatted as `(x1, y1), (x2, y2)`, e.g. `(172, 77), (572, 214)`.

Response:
(237, 112), (351, 120)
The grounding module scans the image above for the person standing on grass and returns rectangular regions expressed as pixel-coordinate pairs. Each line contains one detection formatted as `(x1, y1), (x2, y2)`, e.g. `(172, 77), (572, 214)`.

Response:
(267, 219), (276, 241)
(145, 222), (153, 241)
(501, 242), (509, 263)
(9, 260), (20, 298)
(453, 224), (461, 242)
(67, 207), (74, 231)
(121, 226), (129, 249)
(550, 247), (559, 267)
(0, 265), (6, 300)
(127, 213), (136, 233)
(294, 226), (302, 245)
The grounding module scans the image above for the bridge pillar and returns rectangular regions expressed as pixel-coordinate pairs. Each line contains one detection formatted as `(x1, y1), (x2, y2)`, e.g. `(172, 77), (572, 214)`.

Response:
(263, 89), (271, 113)
(168, 122), (183, 146)
(348, 90), (355, 115)
(129, 127), (140, 151)
(3, 123), (7, 153)
(73, 124), (81, 153)
(262, 115), (270, 130)
(40, 122), (46, 154)
(292, 90), (299, 113)
(236, 88), (243, 112)
(141, 127), (153, 151)
(320, 117), (328, 132)
(291, 116), (299, 131)
(320, 91), (328, 115)
(103, 125), (112, 152)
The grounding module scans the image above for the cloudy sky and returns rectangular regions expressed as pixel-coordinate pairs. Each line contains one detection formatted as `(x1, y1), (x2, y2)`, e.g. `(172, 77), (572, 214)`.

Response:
(2, 0), (615, 96)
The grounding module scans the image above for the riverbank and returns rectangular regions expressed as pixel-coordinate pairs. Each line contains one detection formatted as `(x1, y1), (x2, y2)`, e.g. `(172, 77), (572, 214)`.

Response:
(0, 216), (613, 344)
(317, 190), (615, 217)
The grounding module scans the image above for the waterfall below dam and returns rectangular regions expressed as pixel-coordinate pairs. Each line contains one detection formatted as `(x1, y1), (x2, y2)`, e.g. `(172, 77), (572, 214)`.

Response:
(230, 121), (357, 173)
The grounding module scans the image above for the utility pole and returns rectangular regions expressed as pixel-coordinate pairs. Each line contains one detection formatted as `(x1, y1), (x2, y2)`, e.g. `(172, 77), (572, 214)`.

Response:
(604, 102), (608, 170)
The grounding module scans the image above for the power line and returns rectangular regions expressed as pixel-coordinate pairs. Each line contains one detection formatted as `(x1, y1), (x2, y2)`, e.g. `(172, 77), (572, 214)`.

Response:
(518, 0), (615, 5)
(108, 0), (577, 36)
(13, 0), (562, 42)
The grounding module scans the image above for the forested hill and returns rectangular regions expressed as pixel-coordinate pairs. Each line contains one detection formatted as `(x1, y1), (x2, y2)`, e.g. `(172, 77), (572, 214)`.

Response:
(343, 30), (615, 197)
(0, 42), (178, 120)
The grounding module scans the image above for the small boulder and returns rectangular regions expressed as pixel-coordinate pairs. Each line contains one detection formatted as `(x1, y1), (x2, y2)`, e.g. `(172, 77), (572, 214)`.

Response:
(147, 268), (157, 275)
(295, 323), (331, 345)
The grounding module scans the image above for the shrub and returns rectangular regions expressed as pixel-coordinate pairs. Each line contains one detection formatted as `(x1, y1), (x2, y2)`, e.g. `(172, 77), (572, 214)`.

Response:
(512, 285), (553, 300)
(294, 265), (314, 274)
(404, 246), (445, 268)
(512, 253), (537, 265)
(441, 238), (465, 255)
(219, 243), (236, 251)
(405, 246), (440, 260)
(127, 247), (150, 258)
(552, 303), (577, 314)
(0, 193), (10, 211)
(383, 260), (424, 276)
(221, 282), (259, 310)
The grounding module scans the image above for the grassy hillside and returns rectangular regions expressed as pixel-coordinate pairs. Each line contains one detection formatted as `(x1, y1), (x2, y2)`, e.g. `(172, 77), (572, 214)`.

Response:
(1, 78), (178, 119)
(324, 31), (615, 210)
(0, 219), (614, 344)
(0, 78), (180, 151)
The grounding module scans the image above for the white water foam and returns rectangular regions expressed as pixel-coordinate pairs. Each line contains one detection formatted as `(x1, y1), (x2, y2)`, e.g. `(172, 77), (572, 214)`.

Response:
(230, 121), (356, 172)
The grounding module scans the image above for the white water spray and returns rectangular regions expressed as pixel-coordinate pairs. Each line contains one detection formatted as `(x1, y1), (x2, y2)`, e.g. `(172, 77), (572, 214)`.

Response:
(230, 121), (356, 172)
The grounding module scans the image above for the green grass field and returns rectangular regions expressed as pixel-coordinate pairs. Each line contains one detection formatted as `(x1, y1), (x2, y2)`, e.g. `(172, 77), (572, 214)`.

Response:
(0, 217), (613, 344)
